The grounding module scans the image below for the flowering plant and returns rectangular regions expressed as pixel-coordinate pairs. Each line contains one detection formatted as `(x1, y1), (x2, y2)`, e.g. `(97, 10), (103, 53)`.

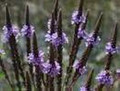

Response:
(0, 0), (120, 91)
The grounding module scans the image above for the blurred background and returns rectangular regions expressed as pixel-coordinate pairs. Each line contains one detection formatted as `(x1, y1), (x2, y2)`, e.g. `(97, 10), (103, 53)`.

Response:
(0, 0), (120, 91)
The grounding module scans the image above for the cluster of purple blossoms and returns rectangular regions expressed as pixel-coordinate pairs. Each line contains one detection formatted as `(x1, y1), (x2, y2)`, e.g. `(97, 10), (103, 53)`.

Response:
(2, 25), (20, 43)
(77, 26), (101, 47)
(46, 61), (61, 77)
(77, 27), (88, 39)
(105, 42), (118, 54)
(71, 10), (86, 25)
(45, 31), (68, 47)
(84, 33), (101, 47)
(96, 70), (114, 86)
(28, 51), (60, 77)
(73, 61), (87, 75)
(28, 50), (50, 73)
(21, 25), (35, 38)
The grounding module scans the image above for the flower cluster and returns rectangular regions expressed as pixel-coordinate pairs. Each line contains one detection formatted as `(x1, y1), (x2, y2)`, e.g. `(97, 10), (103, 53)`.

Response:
(28, 50), (60, 77)
(47, 61), (61, 77)
(2, 25), (20, 43)
(71, 10), (86, 25)
(21, 25), (35, 38)
(28, 50), (50, 73)
(84, 33), (101, 47)
(77, 27), (87, 39)
(77, 26), (101, 47)
(73, 61), (87, 75)
(96, 70), (114, 86)
(45, 31), (68, 47)
(105, 42), (118, 54)
(28, 50), (44, 65)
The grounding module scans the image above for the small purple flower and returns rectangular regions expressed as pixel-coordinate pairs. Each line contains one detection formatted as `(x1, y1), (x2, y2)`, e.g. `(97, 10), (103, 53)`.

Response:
(0, 49), (5, 55)
(21, 25), (35, 38)
(28, 50), (44, 65)
(96, 70), (114, 86)
(41, 61), (51, 74)
(71, 11), (86, 25)
(2, 25), (20, 43)
(105, 42), (117, 54)
(84, 33), (101, 47)
(45, 31), (68, 47)
(73, 61), (87, 75)
(77, 27), (88, 39)
(80, 86), (87, 91)
(46, 61), (61, 77)
(28, 50), (49, 73)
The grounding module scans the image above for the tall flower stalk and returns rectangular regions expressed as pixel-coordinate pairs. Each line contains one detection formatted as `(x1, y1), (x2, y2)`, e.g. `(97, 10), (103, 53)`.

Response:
(32, 32), (42, 90)
(65, 0), (85, 86)
(95, 23), (118, 91)
(45, 0), (59, 90)
(4, 6), (25, 90)
(56, 9), (63, 91)
(21, 5), (34, 85)
(68, 13), (103, 89)
(48, 12), (56, 91)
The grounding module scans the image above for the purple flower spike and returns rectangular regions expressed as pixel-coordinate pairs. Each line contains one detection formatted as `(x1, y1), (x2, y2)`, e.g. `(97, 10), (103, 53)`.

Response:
(96, 70), (114, 86)
(85, 33), (101, 47)
(105, 42), (117, 54)
(47, 61), (61, 77)
(73, 61), (87, 75)
(77, 27), (88, 39)
(21, 25), (35, 38)
(71, 11), (86, 25)
(2, 25), (20, 43)
(45, 31), (68, 47)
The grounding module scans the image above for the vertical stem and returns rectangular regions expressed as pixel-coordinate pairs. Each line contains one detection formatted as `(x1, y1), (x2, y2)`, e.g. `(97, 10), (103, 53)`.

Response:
(57, 9), (62, 91)
(33, 33), (42, 91)
(25, 71), (31, 91)
(0, 56), (14, 90)
(105, 23), (118, 70)
(6, 6), (22, 90)
(25, 5), (34, 86)
(48, 12), (56, 91)
(65, 0), (84, 86)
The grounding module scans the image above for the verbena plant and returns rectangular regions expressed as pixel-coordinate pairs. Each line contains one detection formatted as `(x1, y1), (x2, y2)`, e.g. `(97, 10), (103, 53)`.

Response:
(0, 0), (120, 91)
